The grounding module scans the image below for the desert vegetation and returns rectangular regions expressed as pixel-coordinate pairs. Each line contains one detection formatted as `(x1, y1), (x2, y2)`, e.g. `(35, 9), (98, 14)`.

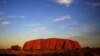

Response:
(0, 46), (100, 56)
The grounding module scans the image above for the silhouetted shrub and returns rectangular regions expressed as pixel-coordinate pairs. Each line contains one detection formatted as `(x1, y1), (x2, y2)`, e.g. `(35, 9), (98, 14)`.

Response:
(0, 54), (17, 56)
(84, 51), (94, 56)
(26, 54), (33, 56)
(11, 45), (21, 51)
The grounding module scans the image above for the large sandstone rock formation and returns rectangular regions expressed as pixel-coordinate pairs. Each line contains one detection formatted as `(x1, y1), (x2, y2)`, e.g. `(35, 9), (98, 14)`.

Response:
(23, 38), (81, 51)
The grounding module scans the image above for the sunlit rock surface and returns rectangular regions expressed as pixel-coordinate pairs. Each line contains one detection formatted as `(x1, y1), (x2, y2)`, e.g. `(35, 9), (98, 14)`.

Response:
(23, 38), (81, 51)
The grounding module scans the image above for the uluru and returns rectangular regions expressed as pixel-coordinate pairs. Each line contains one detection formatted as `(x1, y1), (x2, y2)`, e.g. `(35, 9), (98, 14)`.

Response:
(23, 38), (81, 51)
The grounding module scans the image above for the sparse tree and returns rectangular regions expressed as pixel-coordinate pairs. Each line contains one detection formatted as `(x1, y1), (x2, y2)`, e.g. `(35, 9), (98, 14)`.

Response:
(11, 45), (21, 51)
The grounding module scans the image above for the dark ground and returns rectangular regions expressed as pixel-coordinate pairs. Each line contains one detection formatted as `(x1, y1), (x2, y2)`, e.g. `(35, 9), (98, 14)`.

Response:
(0, 48), (100, 56)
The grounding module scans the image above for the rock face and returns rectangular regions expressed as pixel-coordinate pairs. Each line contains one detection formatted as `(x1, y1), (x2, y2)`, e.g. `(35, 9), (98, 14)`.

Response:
(23, 38), (81, 51)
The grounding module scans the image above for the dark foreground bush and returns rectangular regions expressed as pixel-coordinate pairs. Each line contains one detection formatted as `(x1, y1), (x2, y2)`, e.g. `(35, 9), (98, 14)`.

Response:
(0, 54), (17, 56)
(0, 48), (100, 56)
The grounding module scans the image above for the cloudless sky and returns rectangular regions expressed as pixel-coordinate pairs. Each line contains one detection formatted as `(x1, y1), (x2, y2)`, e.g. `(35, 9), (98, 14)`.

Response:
(0, 0), (100, 48)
